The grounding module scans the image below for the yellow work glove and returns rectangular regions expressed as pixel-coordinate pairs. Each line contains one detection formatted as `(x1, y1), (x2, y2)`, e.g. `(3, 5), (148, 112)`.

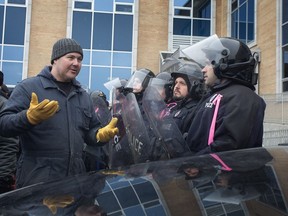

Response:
(26, 92), (59, 125)
(43, 195), (74, 215)
(96, 117), (119, 143)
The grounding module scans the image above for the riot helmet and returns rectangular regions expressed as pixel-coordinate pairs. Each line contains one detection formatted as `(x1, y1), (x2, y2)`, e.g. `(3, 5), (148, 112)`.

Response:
(125, 68), (155, 94)
(171, 62), (204, 100)
(115, 79), (128, 100)
(213, 37), (257, 89)
(156, 71), (172, 82)
(90, 90), (109, 107)
(182, 34), (257, 90)
(120, 79), (128, 88)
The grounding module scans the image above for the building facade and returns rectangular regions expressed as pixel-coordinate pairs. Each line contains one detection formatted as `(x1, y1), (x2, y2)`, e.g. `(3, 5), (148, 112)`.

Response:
(0, 0), (287, 98)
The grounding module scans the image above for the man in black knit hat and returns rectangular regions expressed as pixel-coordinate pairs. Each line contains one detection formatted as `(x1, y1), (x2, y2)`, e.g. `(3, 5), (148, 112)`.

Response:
(167, 62), (205, 136)
(0, 38), (118, 189)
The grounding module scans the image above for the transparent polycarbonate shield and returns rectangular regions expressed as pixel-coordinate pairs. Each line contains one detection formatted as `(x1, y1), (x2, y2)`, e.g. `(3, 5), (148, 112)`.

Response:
(125, 70), (148, 90)
(104, 77), (122, 91)
(121, 92), (152, 163)
(90, 93), (111, 126)
(181, 34), (227, 68)
(142, 86), (190, 158)
(85, 93), (111, 166)
(110, 86), (125, 117)
(108, 88), (134, 168)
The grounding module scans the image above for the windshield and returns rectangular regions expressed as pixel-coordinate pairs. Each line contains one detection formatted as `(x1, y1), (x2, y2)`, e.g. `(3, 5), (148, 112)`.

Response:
(1, 147), (283, 216)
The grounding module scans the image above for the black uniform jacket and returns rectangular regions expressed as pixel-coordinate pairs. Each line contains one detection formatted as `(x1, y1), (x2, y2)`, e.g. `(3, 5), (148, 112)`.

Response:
(186, 81), (266, 155)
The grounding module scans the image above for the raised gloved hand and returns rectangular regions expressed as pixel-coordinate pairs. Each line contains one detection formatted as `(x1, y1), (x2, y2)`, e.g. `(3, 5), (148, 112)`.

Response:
(26, 92), (59, 125)
(43, 195), (74, 214)
(96, 117), (119, 143)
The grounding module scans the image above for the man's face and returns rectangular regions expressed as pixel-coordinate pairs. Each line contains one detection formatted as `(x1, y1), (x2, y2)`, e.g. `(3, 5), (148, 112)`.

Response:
(173, 77), (189, 100)
(202, 64), (218, 87)
(132, 77), (143, 93)
(51, 52), (83, 82)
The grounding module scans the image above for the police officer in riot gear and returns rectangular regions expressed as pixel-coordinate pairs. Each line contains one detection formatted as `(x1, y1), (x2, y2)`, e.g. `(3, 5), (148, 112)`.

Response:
(120, 68), (158, 162)
(183, 35), (266, 155)
(125, 68), (155, 98)
(124, 68), (155, 123)
(90, 90), (109, 108)
(168, 62), (205, 136)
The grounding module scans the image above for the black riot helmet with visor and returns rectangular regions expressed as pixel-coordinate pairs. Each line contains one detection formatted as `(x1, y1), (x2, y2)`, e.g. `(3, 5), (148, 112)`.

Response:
(148, 72), (173, 103)
(171, 61), (204, 100)
(182, 34), (258, 90)
(125, 68), (155, 94)
(90, 90), (109, 107)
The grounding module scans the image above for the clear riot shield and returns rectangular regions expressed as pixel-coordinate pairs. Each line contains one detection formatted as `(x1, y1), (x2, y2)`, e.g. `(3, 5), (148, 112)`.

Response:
(84, 93), (112, 170)
(90, 93), (112, 126)
(121, 92), (152, 163)
(108, 88), (134, 168)
(142, 85), (191, 159)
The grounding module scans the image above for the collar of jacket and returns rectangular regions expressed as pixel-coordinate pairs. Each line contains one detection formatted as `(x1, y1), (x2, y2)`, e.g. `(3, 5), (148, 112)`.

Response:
(175, 97), (198, 109)
(37, 66), (84, 92)
(210, 79), (232, 92)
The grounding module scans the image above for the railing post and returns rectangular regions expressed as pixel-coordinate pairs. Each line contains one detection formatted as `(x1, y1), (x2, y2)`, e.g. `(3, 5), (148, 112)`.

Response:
(282, 93), (284, 124)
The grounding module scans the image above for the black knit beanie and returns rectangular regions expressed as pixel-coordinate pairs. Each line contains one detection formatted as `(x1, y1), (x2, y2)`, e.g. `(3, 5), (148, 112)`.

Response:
(50, 38), (83, 64)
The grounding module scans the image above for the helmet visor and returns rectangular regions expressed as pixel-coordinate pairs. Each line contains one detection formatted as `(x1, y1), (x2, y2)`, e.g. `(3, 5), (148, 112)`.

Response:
(181, 34), (228, 68)
(125, 70), (147, 93)
(104, 78), (122, 91)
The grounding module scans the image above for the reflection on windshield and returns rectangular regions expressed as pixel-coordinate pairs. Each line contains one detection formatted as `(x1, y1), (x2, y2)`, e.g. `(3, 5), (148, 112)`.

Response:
(1, 148), (288, 216)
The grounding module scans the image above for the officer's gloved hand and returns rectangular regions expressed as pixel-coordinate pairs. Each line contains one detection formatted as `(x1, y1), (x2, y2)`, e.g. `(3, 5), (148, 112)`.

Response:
(43, 195), (74, 214)
(96, 117), (119, 143)
(26, 92), (59, 125)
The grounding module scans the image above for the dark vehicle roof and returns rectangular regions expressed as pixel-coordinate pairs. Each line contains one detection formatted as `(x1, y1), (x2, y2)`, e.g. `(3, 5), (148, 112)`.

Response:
(0, 147), (287, 216)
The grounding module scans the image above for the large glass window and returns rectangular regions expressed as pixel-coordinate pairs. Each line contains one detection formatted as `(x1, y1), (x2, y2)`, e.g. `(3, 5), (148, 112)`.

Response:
(92, 13), (113, 50)
(231, 0), (255, 44)
(0, 0), (28, 86)
(282, 0), (288, 92)
(172, 0), (211, 49)
(72, 11), (92, 49)
(114, 14), (133, 51)
(72, 0), (135, 96)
